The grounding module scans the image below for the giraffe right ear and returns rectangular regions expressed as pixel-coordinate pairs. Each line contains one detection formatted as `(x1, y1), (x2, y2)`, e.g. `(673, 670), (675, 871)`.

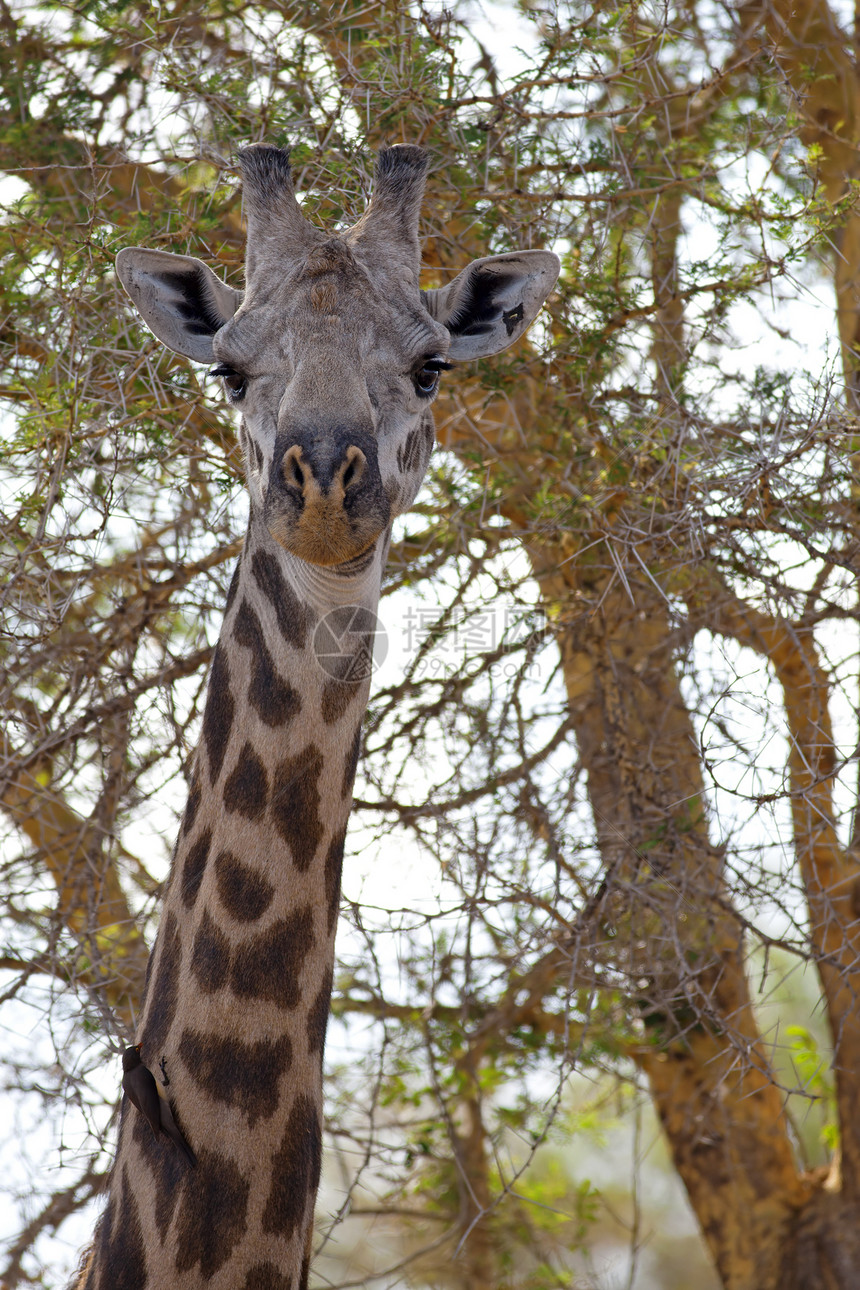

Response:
(115, 248), (243, 363)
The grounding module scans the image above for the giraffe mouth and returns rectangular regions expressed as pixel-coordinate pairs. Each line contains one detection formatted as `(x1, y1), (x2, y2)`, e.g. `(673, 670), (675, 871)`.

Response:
(266, 505), (387, 566)
(265, 431), (390, 566)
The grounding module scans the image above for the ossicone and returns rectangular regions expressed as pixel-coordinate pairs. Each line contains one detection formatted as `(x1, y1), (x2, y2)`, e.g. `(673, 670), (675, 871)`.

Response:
(236, 144), (296, 207)
(237, 144), (321, 274)
(347, 144), (430, 271)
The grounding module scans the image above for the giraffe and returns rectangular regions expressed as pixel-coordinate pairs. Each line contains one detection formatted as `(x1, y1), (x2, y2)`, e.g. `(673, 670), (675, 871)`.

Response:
(79, 143), (559, 1290)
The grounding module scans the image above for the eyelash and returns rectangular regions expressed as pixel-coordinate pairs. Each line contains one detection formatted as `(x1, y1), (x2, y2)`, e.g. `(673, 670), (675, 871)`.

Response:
(414, 358), (454, 397)
(209, 359), (453, 402)
(210, 364), (247, 402)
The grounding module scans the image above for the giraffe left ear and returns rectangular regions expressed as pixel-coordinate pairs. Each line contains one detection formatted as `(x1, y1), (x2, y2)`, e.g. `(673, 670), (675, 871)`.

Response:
(423, 250), (559, 361)
(116, 248), (243, 363)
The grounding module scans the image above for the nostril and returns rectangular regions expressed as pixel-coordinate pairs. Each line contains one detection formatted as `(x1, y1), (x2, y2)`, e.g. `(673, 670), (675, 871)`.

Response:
(283, 446), (305, 490)
(341, 446), (367, 493)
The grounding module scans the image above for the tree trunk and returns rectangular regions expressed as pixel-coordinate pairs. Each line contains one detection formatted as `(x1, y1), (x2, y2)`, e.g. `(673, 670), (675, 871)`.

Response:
(532, 557), (860, 1288)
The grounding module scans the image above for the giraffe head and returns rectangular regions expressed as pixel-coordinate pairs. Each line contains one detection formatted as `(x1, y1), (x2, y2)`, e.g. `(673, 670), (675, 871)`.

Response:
(116, 145), (559, 568)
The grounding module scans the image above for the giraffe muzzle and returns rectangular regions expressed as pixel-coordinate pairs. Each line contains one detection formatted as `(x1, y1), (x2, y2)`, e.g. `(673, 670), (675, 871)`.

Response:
(265, 426), (391, 566)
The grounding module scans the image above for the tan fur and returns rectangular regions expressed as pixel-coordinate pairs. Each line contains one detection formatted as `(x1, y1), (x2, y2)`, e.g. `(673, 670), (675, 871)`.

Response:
(309, 281), (337, 312)
(305, 242), (351, 277)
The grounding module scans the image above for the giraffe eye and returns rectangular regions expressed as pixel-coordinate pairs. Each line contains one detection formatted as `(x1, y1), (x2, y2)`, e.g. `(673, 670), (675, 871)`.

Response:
(210, 364), (247, 402)
(413, 357), (453, 398)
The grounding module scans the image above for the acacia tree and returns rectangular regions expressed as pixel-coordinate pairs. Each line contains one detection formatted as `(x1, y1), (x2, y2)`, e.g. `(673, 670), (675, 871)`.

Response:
(1, 1), (860, 1287)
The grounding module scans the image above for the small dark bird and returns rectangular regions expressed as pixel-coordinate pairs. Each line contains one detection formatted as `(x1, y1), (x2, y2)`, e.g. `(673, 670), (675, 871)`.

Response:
(121, 1045), (196, 1168)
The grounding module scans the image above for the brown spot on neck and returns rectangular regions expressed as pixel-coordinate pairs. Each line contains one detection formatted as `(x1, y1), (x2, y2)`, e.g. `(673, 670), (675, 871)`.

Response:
(223, 741), (269, 819)
(178, 1029), (292, 1128)
(190, 911), (231, 994)
(322, 675), (362, 725)
(250, 549), (309, 648)
(261, 1093), (321, 1240)
(233, 599), (302, 728)
(231, 910), (315, 1008)
(325, 828), (346, 935)
(132, 1112), (185, 1242)
(180, 828), (212, 909)
(142, 912), (182, 1054)
(202, 646), (235, 785)
(174, 1148), (250, 1278)
(90, 1165), (147, 1290)
(182, 775), (202, 836)
(342, 723), (362, 798)
(307, 966), (333, 1055)
(243, 1263), (294, 1289)
(215, 848), (275, 921)
(270, 745), (325, 869)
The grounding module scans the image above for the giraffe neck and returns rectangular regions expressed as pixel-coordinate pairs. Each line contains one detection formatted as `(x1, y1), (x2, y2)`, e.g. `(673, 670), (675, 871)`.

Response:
(85, 519), (384, 1290)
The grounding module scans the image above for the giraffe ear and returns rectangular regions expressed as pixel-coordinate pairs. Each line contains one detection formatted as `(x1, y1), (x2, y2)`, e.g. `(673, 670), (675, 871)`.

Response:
(115, 248), (243, 363)
(423, 250), (559, 361)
